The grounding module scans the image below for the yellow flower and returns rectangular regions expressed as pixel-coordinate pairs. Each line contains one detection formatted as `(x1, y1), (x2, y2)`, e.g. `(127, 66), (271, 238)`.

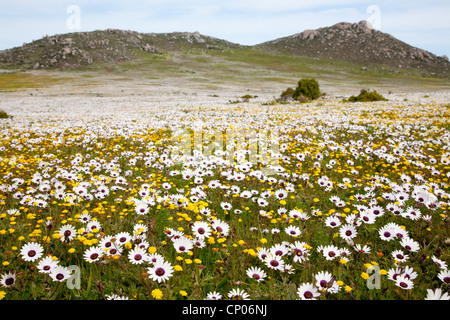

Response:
(179, 290), (188, 297)
(260, 238), (267, 244)
(345, 285), (353, 292)
(124, 242), (133, 249)
(193, 259), (202, 264)
(151, 289), (163, 300)
(148, 246), (157, 254)
(26, 213), (36, 220)
(174, 265), (183, 272)
(53, 233), (62, 239)
(2, 261), (9, 266)
(184, 259), (193, 264)
(313, 198), (320, 203)
(380, 269), (387, 275)
(68, 248), (76, 254)
(0, 291), (5, 300)
(361, 272), (370, 280)
(336, 280), (344, 286)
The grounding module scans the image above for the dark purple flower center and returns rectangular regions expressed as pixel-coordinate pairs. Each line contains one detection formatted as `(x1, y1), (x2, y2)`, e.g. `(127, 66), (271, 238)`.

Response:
(155, 268), (165, 276)
(270, 260), (279, 267)
(252, 274), (260, 280)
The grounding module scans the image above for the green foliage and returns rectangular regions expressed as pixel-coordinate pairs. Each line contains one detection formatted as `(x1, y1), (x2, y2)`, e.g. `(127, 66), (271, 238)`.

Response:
(229, 94), (258, 104)
(241, 94), (257, 102)
(346, 89), (388, 102)
(0, 110), (10, 119)
(280, 87), (295, 98)
(277, 79), (321, 103)
(293, 78), (321, 101)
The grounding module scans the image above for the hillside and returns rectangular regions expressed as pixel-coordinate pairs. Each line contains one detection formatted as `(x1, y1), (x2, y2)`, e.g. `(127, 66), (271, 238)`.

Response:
(257, 21), (450, 79)
(0, 21), (449, 92)
(0, 29), (241, 70)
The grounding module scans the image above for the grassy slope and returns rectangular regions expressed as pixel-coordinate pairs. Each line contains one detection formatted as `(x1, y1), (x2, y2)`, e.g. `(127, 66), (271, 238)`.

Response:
(1, 45), (449, 94)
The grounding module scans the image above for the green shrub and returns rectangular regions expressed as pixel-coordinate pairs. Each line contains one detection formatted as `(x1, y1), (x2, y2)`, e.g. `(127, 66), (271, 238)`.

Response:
(293, 78), (321, 101)
(241, 94), (257, 102)
(346, 89), (388, 102)
(280, 87), (295, 98)
(0, 110), (10, 119)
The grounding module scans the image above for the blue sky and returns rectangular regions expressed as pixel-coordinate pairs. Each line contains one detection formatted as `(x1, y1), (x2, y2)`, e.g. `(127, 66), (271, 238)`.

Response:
(0, 0), (449, 57)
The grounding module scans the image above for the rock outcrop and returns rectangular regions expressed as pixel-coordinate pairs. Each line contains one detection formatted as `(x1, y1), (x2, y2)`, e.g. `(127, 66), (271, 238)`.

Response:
(257, 20), (450, 78)
(0, 22), (448, 79)
(0, 29), (237, 70)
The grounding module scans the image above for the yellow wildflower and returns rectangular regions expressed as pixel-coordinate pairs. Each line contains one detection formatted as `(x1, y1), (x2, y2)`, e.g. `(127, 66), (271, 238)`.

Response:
(151, 289), (163, 300)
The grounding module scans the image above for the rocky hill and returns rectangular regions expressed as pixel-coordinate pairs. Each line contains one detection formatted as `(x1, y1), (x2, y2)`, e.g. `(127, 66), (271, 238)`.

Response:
(1, 21), (449, 79)
(0, 29), (241, 70)
(257, 20), (450, 78)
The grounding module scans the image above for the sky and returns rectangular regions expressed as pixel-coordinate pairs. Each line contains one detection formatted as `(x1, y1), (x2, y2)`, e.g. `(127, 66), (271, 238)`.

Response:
(0, 0), (449, 57)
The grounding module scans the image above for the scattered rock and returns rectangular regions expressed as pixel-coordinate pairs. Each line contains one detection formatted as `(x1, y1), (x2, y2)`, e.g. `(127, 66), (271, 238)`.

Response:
(301, 30), (319, 40)
(257, 20), (450, 79)
(0, 29), (237, 70)
(1, 23), (448, 78)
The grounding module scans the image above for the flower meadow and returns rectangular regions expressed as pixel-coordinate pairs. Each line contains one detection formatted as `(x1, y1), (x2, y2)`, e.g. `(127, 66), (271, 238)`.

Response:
(0, 98), (449, 300)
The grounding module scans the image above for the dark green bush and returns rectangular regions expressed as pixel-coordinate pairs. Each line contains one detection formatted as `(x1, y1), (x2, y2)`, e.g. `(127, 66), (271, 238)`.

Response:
(293, 78), (321, 100)
(280, 87), (295, 98)
(241, 94), (257, 102)
(0, 110), (10, 119)
(346, 89), (388, 102)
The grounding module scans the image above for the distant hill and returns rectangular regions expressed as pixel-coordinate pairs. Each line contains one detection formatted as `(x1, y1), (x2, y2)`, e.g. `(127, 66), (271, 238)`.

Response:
(256, 21), (450, 78)
(0, 29), (241, 70)
(0, 21), (449, 79)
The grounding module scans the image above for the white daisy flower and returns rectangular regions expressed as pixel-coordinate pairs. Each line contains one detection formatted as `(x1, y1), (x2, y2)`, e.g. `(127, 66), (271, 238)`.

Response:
(20, 242), (44, 262)
(148, 260), (174, 283)
(49, 265), (71, 282)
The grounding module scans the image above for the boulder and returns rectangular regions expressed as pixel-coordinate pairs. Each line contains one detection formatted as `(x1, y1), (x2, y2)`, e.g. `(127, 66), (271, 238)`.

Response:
(301, 30), (319, 40)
